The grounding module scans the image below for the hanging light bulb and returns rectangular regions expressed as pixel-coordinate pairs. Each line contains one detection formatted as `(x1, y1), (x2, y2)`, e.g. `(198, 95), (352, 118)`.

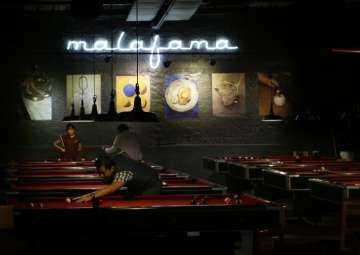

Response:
(273, 89), (286, 107)
(262, 81), (283, 122)
(94, 3), (117, 122)
(78, 75), (87, 119)
(117, 0), (158, 122)
(209, 58), (216, 66)
(63, 74), (79, 122)
(91, 95), (98, 116)
(70, 75), (76, 119)
(91, 55), (98, 118)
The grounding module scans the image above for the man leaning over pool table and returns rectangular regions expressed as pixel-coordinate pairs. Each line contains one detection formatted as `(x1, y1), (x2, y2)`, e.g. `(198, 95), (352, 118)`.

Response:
(74, 155), (161, 203)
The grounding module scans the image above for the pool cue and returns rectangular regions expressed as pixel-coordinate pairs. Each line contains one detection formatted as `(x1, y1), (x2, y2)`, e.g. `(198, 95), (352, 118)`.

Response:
(332, 135), (338, 158)
(72, 192), (96, 201)
(72, 194), (86, 201)
(60, 135), (65, 151)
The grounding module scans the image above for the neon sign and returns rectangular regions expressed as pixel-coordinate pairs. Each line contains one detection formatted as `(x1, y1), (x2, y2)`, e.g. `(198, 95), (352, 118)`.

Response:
(66, 32), (238, 69)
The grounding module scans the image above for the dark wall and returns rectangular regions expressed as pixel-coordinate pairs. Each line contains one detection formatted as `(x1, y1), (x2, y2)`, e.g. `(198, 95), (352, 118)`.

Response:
(2, 5), (360, 177)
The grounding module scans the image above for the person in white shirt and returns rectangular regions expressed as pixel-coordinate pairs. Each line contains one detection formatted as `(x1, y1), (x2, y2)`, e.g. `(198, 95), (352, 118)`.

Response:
(102, 124), (143, 161)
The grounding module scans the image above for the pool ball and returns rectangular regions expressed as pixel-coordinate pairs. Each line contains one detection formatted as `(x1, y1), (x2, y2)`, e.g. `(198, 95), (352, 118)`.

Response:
(162, 181), (167, 186)
(123, 84), (135, 97)
(191, 196), (198, 205)
(65, 198), (72, 204)
(234, 195), (243, 205)
(200, 196), (208, 205)
(233, 195), (239, 204)
(224, 197), (232, 204)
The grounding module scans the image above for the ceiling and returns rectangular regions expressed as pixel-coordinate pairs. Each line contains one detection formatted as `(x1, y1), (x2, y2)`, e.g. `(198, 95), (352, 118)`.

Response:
(10, 0), (360, 29)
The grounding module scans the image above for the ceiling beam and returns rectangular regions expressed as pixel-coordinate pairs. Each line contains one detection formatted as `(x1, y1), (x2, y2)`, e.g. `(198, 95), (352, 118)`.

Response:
(151, 0), (176, 30)
(126, 0), (165, 22)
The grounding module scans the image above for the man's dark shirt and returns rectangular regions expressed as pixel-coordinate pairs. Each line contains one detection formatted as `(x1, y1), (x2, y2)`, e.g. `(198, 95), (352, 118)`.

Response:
(112, 155), (161, 195)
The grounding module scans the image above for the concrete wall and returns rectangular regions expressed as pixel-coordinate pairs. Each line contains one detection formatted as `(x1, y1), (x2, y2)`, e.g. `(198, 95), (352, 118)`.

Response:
(1, 10), (358, 177)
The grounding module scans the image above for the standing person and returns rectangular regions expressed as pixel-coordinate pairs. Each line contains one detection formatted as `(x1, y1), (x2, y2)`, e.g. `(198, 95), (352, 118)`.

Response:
(53, 124), (82, 161)
(103, 124), (142, 161)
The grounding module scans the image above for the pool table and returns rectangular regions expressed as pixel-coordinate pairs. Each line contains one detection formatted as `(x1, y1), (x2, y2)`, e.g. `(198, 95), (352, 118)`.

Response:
(226, 160), (283, 181)
(263, 166), (360, 191)
(7, 178), (227, 196)
(11, 194), (285, 235)
(6, 168), (189, 182)
(11, 158), (96, 168)
(309, 177), (360, 250)
(226, 158), (358, 181)
(203, 156), (257, 173)
(202, 156), (291, 173)
(10, 166), (98, 172)
(11, 159), (167, 170)
(7, 164), (189, 180)
(310, 177), (360, 203)
(203, 155), (344, 174)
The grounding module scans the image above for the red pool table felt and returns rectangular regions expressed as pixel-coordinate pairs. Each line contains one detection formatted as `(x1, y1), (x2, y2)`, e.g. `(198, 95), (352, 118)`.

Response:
(12, 194), (268, 209)
(13, 179), (215, 191)
(270, 166), (360, 176)
(14, 159), (95, 168)
(324, 177), (360, 186)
